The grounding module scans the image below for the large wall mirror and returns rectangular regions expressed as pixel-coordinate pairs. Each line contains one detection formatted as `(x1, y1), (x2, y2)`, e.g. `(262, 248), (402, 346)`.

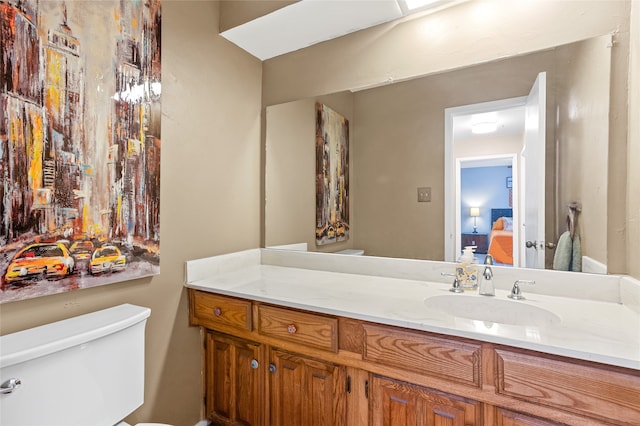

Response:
(263, 0), (631, 275)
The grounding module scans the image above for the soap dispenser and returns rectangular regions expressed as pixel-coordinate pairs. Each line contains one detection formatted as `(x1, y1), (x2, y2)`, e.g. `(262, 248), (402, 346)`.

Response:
(456, 246), (478, 289)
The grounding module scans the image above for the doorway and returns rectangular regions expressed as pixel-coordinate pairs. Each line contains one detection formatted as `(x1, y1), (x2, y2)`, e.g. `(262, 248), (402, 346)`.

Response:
(458, 156), (517, 266)
(444, 97), (527, 265)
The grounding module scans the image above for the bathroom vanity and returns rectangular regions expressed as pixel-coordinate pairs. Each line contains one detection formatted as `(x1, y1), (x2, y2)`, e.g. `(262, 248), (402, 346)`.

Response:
(185, 249), (640, 425)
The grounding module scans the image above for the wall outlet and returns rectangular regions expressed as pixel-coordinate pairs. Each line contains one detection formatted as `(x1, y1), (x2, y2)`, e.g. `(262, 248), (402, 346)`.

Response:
(417, 187), (431, 202)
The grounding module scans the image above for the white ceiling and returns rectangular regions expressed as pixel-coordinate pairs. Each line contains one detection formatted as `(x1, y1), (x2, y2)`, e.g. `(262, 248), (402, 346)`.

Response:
(220, 0), (458, 61)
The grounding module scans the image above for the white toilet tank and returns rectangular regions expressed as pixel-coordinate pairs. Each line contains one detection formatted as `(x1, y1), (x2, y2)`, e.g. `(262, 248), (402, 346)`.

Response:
(1, 304), (151, 426)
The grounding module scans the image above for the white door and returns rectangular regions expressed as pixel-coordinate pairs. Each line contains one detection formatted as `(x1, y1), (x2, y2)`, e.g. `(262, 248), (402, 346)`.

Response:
(521, 72), (546, 268)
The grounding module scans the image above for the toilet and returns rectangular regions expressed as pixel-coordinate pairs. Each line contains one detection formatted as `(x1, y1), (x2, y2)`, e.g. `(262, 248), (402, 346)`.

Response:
(0, 304), (171, 426)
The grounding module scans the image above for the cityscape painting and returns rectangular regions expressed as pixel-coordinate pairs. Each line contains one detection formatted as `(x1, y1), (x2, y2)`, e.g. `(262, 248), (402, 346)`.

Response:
(1, 0), (161, 303)
(315, 103), (349, 245)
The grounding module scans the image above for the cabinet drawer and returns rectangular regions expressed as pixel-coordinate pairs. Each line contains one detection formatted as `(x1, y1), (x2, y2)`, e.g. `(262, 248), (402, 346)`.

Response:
(363, 324), (481, 387)
(191, 291), (252, 332)
(258, 305), (338, 352)
(495, 408), (564, 426)
(496, 349), (640, 423)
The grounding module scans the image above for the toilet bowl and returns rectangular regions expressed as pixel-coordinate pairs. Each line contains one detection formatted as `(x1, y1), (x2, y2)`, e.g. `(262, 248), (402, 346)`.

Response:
(0, 304), (172, 426)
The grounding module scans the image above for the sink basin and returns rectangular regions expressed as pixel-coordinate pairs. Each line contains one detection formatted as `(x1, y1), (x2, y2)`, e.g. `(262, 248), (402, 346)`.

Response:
(424, 295), (561, 327)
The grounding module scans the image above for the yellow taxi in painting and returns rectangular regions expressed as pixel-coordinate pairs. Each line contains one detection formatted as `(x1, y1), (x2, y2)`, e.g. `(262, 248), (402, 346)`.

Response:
(4, 242), (75, 285)
(89, 245), (127, 275)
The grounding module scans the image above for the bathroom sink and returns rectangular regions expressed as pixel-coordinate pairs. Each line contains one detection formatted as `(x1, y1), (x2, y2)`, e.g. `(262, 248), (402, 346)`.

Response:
(424, 295), (561, 327)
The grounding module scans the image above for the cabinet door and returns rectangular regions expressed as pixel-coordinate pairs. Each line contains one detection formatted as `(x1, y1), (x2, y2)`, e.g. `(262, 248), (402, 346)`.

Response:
(205, 331), (264, 425)
(269, 348), (346, 426)
(371, 375), (481, 426)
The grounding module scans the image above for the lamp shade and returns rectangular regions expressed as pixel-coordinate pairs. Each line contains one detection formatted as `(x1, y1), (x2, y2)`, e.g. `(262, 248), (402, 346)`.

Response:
(470, 207), (480, 217)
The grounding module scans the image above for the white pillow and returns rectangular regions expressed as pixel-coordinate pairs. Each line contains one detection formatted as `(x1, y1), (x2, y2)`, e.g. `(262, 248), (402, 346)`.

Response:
(503, 217), (513, 231)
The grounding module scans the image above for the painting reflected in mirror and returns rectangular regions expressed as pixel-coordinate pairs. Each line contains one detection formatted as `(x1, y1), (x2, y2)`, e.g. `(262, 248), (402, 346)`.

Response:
(315, 103), (350, 246)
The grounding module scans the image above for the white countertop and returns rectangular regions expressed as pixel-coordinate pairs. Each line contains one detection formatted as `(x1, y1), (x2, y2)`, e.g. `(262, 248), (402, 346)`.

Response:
(185, 249), (640, 370)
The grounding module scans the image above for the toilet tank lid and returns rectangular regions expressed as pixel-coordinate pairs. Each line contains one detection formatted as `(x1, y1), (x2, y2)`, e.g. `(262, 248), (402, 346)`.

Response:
(0, 304), (150, 368)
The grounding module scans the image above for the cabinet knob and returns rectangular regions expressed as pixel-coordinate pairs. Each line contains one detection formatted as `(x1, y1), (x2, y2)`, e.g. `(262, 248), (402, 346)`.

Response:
(269, 363), (277, 374)
(213, 307), (222, 317)
(250, 359), (259, 369)
(287, 324), (297, 334)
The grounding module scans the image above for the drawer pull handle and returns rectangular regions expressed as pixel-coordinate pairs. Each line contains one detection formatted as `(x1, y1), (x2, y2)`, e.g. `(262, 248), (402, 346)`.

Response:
(250, 359), (259, 369)
(213, 307), (222, 317)
(287, 324), (297, 334)
(269, 363), (277, 374)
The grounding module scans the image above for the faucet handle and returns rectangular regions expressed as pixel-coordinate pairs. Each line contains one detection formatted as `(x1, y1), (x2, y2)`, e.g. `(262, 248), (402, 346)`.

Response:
(449, 277), (464, 293)
(508, 280), (535, 300)
(484, 254), (494, 265)
(441, 272), (464, 293)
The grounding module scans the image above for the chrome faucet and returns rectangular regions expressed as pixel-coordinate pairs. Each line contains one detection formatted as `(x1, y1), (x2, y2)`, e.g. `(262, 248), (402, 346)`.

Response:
(478, 254), (495, 296)
(508, 280), (535, 300)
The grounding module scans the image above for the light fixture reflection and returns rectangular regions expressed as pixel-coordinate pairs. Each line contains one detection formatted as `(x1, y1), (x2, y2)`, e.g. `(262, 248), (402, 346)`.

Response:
(473, 320), (499, 334)
(471, 121), (498, 134)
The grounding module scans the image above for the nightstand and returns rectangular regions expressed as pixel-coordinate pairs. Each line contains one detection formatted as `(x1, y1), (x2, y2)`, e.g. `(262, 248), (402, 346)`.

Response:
(461, 233), (488, 254)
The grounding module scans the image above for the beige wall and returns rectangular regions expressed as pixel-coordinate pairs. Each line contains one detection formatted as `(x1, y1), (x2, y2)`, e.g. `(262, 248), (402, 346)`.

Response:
(555, 36), (612, 268)
(0, 2), (262, 425)
(219, 0), (296, 32)
(265, 99), (315, 247)
(629, 1), (640, 278)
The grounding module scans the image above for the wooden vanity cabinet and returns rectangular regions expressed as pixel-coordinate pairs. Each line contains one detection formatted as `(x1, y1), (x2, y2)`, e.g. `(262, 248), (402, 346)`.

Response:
(189, 289), (639, 426)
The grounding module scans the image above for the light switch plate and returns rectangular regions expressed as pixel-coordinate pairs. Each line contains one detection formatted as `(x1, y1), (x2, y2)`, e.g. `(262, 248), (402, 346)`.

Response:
(417, 187), (431, 202)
